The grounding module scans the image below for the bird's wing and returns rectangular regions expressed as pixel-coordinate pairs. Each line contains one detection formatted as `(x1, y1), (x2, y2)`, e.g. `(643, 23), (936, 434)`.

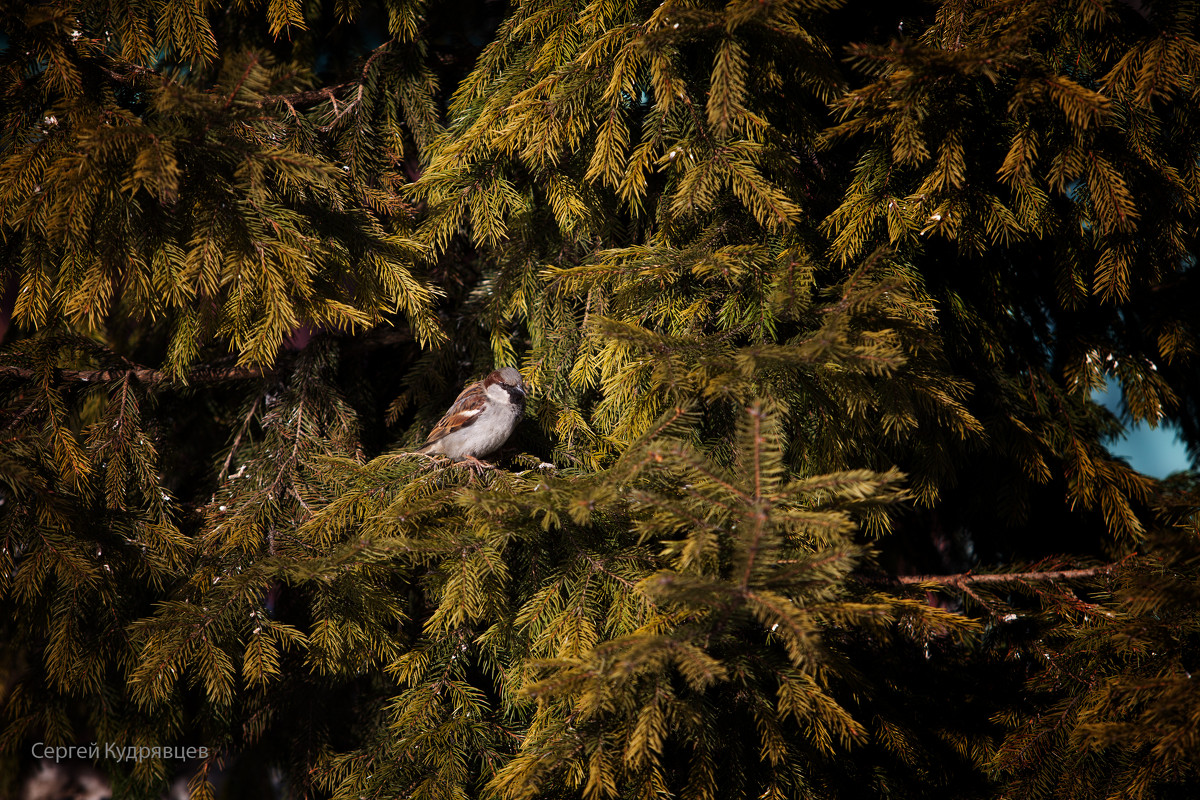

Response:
(424, 381), (487, 444)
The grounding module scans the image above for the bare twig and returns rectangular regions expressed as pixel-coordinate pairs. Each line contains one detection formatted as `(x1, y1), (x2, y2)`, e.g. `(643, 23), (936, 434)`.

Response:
(266, 83), (352, 108)
(219, 396), (262, 482)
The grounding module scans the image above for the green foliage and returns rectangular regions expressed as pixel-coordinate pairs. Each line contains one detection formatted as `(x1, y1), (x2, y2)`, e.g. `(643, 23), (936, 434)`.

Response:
(488, 403), (972, 800)
(1, 0), (1199, 799)
(1, 1), (442, 371)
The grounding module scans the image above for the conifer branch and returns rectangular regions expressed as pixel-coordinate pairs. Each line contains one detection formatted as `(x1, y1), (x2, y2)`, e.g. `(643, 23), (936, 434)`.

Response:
(224, 54), (260, 110)
(267, 42), (390, 123)
(0, 364), (273, 384)
(740, 403), (766, 592)
(269, 84), (352, 108)
(897, 565), (1117, 586)
(580, 552), (640, 591)
(6, 3), (1200, 797)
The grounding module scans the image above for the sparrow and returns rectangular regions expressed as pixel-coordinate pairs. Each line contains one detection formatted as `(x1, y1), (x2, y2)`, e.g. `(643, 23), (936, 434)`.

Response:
(418, 367), (527, 469)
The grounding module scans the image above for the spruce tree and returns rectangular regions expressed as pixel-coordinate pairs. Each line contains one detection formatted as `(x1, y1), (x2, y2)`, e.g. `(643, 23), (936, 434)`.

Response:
(1, 1), (1198, 799)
